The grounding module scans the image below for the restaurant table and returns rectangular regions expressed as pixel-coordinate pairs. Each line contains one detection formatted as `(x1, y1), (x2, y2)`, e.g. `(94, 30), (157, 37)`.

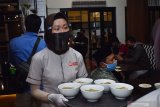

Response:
(66, 92), (133, 107)
(117, 62), (160, 84)
(117, 62), (159, 101)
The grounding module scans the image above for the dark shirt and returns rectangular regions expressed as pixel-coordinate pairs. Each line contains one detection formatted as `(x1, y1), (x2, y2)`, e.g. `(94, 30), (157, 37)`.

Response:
(122, 43), (150, 71)
(9, 32), (46, 65)
(90, 68), (118, 81)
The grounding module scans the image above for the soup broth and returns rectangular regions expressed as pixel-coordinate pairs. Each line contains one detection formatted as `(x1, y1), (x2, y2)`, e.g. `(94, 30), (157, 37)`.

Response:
(85, 88), (99, 92)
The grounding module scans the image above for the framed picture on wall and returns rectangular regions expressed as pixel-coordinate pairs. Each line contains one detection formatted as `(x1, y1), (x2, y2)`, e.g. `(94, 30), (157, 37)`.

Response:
(39, 16), (45, 33)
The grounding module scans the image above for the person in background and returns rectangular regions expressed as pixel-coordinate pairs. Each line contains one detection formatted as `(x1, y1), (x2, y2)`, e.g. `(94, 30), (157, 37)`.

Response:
(26, 12), (88, 107)
(118, 43), (128, 57)
(105, 29), (128, 57)
(104, 30), (128, 57)
(108, 34), (120, 55)
(90, 45), (122, 82)
(9, 14), (46, 107)
(117, 36), (149, 64)
(91, 31), (98, 49)
(116, 36), (150, 81)
(151, 18), (160, 71)
(73, 29), (88, 60)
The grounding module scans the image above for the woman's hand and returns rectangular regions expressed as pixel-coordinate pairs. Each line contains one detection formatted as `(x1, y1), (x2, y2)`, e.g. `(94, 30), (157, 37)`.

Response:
(48, 94), (68, 107)
(30, 84), (68, 106)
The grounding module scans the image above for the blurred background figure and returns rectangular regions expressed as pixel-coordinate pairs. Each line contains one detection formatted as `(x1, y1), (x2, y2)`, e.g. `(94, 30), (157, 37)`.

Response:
(91, 31), (98, 50)
(116, 36), (149, 65)
(152, 18), (160, 71)
(116, 36), (150, 81)
(73, 29), (88, 60)
(107, 35), (120, 55)
(9, 14), (46, 107)
(104, 30), (128, 57)
(118, 43), (128, 57)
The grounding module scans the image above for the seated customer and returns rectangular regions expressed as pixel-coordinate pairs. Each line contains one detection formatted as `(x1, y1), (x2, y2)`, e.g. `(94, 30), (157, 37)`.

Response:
(90, 47), (122, 82)
(118, 43), (128, 57)
(116, 36), (150, 80)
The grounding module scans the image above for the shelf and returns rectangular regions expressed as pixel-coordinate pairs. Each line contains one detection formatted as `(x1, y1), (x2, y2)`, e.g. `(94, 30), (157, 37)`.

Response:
(0, 0), (20, 63)
(5, 19), (20, 22)
(0, 1), (18, 4)
(0, 3), (18, 7)
(0, 11), (21, 15)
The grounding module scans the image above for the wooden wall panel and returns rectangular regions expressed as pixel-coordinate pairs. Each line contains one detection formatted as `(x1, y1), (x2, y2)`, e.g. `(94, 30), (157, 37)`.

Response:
(126, 0), (149, 43)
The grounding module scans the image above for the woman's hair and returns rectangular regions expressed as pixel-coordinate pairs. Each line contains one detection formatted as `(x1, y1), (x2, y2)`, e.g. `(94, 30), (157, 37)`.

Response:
(25, 14), (41, 33)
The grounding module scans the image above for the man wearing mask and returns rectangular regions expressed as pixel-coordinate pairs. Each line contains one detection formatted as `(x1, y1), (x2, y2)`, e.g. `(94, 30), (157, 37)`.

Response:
(9, 14), (46, 107)
(26, 12), (88, 107)
(91, 46), (122, 82)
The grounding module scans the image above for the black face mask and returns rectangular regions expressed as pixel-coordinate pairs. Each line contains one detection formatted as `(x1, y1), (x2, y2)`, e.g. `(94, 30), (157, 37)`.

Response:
(47, 31), (70, 55)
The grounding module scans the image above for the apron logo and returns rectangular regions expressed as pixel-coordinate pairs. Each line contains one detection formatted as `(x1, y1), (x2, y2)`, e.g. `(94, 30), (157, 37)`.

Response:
(68, 61), (78, 66)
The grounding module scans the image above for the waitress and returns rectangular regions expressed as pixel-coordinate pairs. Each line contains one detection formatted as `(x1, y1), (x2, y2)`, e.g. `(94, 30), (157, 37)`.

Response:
(26, 12), (88, 107)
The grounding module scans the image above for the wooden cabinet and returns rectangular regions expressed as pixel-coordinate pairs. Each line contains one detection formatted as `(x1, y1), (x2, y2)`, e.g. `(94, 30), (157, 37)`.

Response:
(126, 0), (149, 43)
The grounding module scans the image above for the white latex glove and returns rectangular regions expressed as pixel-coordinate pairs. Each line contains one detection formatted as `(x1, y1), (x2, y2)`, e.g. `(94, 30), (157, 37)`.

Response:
(48, 94), (68, 107)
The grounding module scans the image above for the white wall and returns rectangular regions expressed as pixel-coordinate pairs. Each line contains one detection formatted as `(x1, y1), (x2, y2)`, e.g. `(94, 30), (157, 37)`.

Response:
(106, 0), (126, 43)
(37, 0), (46, 17)
(19, 0), (46, 16)
(46, 0), (126, 43)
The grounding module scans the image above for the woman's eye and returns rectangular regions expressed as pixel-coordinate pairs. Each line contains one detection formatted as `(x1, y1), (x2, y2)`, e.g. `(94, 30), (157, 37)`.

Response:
(64, 26), (69, 30)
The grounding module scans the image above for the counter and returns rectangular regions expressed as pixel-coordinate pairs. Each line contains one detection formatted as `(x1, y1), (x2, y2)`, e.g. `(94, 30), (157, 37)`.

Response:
(0, 94), (16, 107)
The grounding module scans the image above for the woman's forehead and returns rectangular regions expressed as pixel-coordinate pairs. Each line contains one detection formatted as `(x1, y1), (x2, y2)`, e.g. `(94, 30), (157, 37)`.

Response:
(52, 18), (68, 26)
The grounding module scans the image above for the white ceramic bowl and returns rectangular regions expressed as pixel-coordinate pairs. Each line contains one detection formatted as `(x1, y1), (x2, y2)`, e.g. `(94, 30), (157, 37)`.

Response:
(80, 84), (104, 102)
(73, 78), (93, 85)
(110, 83), (134, 100)
(94, 79), (116, 92)
(154, 82), (160, 89)
(138, 83), (152, 88)
(58, 82), (81, 99)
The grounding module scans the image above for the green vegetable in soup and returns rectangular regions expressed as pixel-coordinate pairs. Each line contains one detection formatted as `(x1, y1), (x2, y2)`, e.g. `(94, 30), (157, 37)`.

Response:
(100, 82), (111, 84)
(76, 81), (86, 83)
(116, 87), (127, 89)
(62, 87), (74, 89)
(85, 88), (99, 92)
